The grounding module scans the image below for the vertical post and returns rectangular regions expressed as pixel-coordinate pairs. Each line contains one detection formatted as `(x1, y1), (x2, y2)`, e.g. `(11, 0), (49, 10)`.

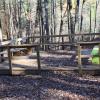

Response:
(62, 36), (64, 50)
(99, 44), (100, 66)
(77, 43), (82, 76)
(0, 19), (3, 62)
(8, 46), (12, 75)
(36, 45), (41, 71)
(0, 48), (4, 62)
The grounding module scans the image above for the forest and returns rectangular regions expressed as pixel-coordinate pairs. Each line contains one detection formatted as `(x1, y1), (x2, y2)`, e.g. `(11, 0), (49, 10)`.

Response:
(0, 0), (100, 45)
(0, 1), (100, 100)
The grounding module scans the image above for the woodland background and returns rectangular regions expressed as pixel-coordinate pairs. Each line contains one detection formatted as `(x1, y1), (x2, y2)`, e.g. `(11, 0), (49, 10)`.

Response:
(0, 0), (100, 44)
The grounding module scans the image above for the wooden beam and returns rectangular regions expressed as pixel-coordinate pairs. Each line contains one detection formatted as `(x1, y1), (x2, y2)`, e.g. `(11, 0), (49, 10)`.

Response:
(77, 41), (100, 46)
(77, 44), (82, 76)
(8, 47), (12, 75)
(28, 33), (100, 39)
(36, 45), (41, 71)
(9, 44), (39, 48)
(99, 44), (100, 65)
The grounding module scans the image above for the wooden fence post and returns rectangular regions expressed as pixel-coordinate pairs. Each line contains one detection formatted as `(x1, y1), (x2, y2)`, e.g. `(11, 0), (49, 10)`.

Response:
(77, 44), (82, 76)
(36, 45), (41, 71)
(99, 43), (100, 66)
(62, 37), (64, 50)
(8, 46), (12, 75)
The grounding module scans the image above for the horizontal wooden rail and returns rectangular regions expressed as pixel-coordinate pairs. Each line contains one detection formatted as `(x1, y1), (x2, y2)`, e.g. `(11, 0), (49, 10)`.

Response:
(28, 33), (100, 38)
(77, 41), (100, 46)
(35, 42), (76, 46)
(0, 44), (39, 48)
(1, 41), (100, 75)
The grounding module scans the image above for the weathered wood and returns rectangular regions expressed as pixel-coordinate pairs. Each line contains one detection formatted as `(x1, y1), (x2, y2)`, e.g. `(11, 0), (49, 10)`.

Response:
(0, 44), (40, 75)
(77, 41), (100, 75)
(77, 41), (100, 46)
(8, 47), (12, 75)
(77, 44), (82, 76)
(9, 44), (40, 72)
(28, 33), (100, 38)
(36, 45), (41, 71)
(99, 44), (100, 65)
(9, 44), (39, 48)
(62, 37), (64, 50)
(1, 41), (100, 75)
(38, 42), (76, 46)
(0, 44), (39, 48)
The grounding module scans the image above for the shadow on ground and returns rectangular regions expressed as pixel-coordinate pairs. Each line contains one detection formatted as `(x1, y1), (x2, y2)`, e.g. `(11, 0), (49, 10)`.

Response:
(0, 71), (100, 100)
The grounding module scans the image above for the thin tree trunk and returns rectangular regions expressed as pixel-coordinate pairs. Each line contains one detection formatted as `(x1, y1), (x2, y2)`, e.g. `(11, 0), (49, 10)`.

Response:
(0, 19), (4, 62)
(44, 0), (49, 50)
(0, 19), (2, 42)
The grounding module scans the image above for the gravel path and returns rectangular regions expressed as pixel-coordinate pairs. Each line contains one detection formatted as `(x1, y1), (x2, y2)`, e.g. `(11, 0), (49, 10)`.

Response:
(0, 72), (100, 100)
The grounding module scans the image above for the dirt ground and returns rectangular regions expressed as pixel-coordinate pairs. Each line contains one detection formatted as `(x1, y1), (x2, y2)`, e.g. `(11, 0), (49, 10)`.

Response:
(0, 50), (95, 70)
(0, 72), (100, 100)
(0, 51), (100, 100)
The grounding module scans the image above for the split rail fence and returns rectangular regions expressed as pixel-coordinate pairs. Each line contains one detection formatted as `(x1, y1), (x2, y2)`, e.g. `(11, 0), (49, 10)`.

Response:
(0, 33), (100, 75)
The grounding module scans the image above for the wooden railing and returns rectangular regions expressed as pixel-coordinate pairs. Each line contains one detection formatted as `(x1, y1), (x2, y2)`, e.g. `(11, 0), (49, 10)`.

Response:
(1, 34), (100, 75)
(27, 33), (100, 50)
(77, 41), (100, 76)
(0, 44), (41, 75)
(28, 33), (100, 38)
